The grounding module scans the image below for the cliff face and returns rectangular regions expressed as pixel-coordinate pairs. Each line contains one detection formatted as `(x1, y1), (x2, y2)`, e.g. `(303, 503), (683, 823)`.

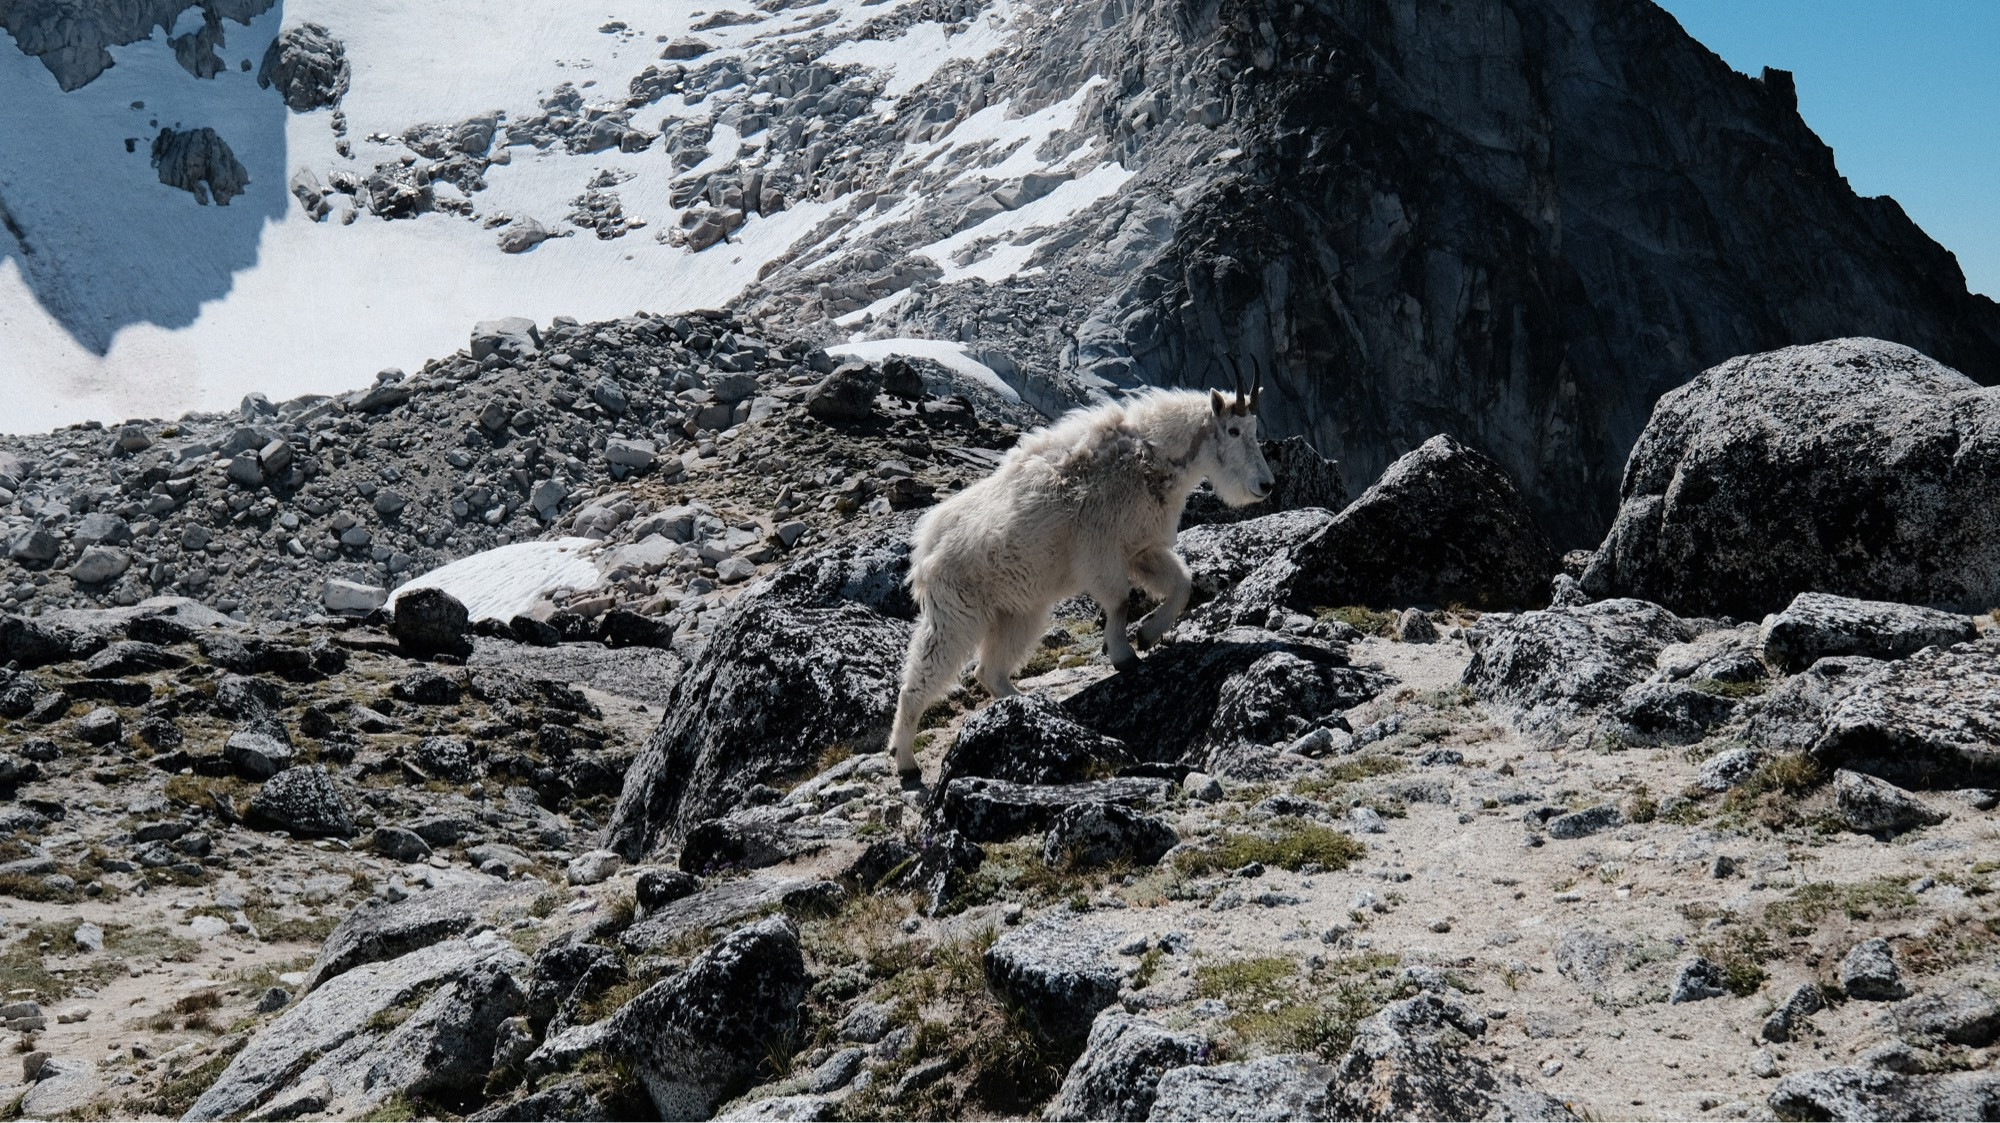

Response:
(0, 0), (274, 89)
(1149, 0), (2000, 540)
(765, 0), (2000, 542)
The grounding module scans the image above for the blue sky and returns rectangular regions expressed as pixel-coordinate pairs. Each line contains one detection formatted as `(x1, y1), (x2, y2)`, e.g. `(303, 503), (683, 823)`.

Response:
(1655, 0), (1998, 298)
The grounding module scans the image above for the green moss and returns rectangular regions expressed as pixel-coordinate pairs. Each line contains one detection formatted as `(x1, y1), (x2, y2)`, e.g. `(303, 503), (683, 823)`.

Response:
(1174, 822), (1367, 876)
(1314, 606), (1396, 636)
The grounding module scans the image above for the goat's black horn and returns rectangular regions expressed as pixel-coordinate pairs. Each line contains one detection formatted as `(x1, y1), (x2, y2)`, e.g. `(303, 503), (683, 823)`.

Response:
(1250, 355), (1263, 411)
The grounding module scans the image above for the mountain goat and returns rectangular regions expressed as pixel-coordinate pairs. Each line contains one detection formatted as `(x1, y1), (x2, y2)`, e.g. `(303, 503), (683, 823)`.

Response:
(886, 372), (1276, 774)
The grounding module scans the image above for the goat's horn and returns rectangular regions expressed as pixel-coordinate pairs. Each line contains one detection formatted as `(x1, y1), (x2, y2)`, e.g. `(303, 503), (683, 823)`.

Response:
(1250, 355), (1263, 412)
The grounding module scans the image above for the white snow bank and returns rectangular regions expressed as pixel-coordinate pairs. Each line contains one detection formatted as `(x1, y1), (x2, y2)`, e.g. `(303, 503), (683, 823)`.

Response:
(826, 337), (1021, 402)
(387, 537), (602, 622)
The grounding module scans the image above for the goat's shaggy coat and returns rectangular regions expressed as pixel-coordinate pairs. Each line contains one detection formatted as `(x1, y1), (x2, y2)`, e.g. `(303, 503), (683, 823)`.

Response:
(887, 387), (1275, 772)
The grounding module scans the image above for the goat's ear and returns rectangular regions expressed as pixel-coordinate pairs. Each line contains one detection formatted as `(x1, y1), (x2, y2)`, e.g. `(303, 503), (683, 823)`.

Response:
(1210, 389), (1226, 415)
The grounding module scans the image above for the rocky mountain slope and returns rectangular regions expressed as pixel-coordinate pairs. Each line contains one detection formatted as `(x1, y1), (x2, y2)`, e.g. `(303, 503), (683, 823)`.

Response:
(0, 335), (1995, 1122)
(8, 0), (1999, 538)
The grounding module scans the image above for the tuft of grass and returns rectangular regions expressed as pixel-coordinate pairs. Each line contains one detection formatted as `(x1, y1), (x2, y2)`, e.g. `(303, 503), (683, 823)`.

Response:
(1686, 677), (1770, 700)
(1767, 878), (1920, 934)
(1194, 956), (1295, 1003)
(1315, 605), (1396, 636)
(1130, 948), (1165, 991)
(1696, 925), (1774, 996)
(1173, 822), (1366, 877)
(128, 1046), (239, 1117)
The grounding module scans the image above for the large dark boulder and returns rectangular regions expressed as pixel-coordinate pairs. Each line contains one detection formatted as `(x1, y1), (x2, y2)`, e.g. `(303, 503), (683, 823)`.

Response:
(391, 587), (473, 659)
(1583, 339), (2000, 617)
(606, 916), (809, 1120)
(1207, 435), (1557, 619)
(247, 765), (355, 837)
(936, 694), (1132, 789)
(258, 23), (349, 110)
(605, 526), (914, 859)
(1174, 508), (1338, 605)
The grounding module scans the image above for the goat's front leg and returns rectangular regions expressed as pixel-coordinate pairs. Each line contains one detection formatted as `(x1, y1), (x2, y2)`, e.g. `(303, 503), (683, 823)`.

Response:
(1095, 583), (1140, 672)
(1132, 546), (1192, 648)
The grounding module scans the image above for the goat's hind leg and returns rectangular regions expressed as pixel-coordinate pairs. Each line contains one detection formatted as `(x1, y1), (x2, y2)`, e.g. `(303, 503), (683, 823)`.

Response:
(975, 610), (1042, 699)
(1132, 546), (1192, 648)
(887, 613), (975, 776)
(1093, 581), (1141, 672)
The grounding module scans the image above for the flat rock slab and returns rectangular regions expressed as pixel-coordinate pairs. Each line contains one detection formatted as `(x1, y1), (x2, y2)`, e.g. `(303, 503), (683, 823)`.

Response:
(934, 776), (1174, 843)
(306, 878), (536, 991)
(983, 913), (1126, 1044)
(1760, 592), (1975, 673)
(1811, 639), (2000, 788)
(1148, 1054), (1336, 1121)
(620, 877), (843, 953)
(1462, 599), (1695, 738)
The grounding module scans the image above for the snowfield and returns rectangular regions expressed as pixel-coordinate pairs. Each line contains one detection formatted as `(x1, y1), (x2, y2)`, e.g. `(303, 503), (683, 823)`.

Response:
(0, 0), (1069, 433)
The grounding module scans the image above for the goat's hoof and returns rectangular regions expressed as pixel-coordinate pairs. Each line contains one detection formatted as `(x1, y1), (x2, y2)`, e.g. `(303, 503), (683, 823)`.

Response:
(1111, 653), (1140, 673)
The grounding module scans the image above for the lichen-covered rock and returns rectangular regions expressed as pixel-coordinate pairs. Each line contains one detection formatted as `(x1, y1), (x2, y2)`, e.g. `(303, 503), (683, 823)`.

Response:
(1202, 650), (1378, 765)
(150, 127), (250, 205)
(1760, 593), (1976, 673)
(605, 545), (910, 858)
(1745, 656), (1887, 753)
(1462, 599), (1695, 739)
(1327, 992), (1576, 1121)
(1212, 435), (1556, 620)
(1148, 1054), (1336, 1121)
(247, 764), (354, 837)
(357, 957), (527, 1107)
(1583, 339), (2000, 617)
(258, 22), (350, 110)
(937, 694), (1132, 789)
(526, 941), (625, 1035)
(1768, 1066), (2000, 1122)
(607, 915), (809, 1120)
(1066, 627), (1386, 766)
(1043, 802), (1179, 869)
(306, 879), (530, 991)
(1833, 770), (1948, 835)
(620, 878), (841, 954)
(1175, 510), (1337, 606)
(185, 937), (523, 1120)
(1810, 640), (2000, 789)
(934, 776), (1174, 843)
(1891, 988), (2000, 1049)
(983, 913), (1125, 1044)
(679, 810), (853, 874)
(1840, 937), (1906, 1001)
(1603, 682), (1738, 746)
(1050, 1011), (1205, 1121)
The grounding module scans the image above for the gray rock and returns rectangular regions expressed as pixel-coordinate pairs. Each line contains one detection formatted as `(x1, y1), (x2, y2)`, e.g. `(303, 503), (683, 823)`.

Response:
(84, 639), (183, 676)
(258, 23), (349, 110)
(1833, 770), (1948, 834)
(1584, 339), (2000, 616)
(1043, 803), (1180, 869)
(1769, 1066), (2000, 1122)
(1148, 1054), (1335, 1121)
(370, 827), (432, 863)
(983, 913), (1125, 1043)
(1760, 593), (1976, 673)
(21, 1056), (100, 1119)
(470, 317), (542, 363)
(1174, 508), (1338, 603)
(1809, 639), (2000, 789)
(566, 850), (622, 886)
(1891, 987), (2000, 1048)
(498, 218), (551, 254)
(73, 706), (121, 745)
(808, 1047), (865, 1093)
(69, 545), (131, 584)
(1050, 1011), (1204, 1121)
(1761, 982), (1825, 1043)
(1326, 992), (1575, 1121)
(804, 363), (878, 421)
(604, 438), (657, 469)
(937, 693), (1132, 789)
(1668, 957), (1726, 1004)
(185, 938), (521, 1120)
(1605, 681), (1738, 745)
(1544, 803), (1623, 840)
(248, 765), (353, 837)
(1215, 435), (1556, 617)
(622, 877), (840, 953)
(608, 915), (808, 1120)
(1697, 746), (1767, 792)
(306, 880), (530, 992)
(1840, 937), (1906, 1001)
(224, 728), (294, 778)
(1461, 599), (1694, 738)
(936, 776), (1174, 843)
(150, 126), (250, 205)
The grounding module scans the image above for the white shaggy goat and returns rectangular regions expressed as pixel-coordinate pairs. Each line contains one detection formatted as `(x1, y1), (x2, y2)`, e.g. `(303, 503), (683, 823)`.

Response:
(886, 380), (1276, 774)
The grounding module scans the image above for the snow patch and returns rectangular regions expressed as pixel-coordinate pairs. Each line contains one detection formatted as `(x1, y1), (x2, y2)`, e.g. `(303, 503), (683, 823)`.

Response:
(387, 537), (603, 622)
(827, 337), (1021, 402)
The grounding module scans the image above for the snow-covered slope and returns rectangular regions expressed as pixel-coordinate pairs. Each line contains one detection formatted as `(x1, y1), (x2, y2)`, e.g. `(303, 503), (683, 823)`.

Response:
(0, 0), (1058, 432)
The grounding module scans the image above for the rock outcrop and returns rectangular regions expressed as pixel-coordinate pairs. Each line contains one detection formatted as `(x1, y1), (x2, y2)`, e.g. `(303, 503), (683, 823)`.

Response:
(1583, 340), (2000, 616)
(258, 22), (350, 110)
(1, 0), (276, 90)
(149, 126), (251, 206)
